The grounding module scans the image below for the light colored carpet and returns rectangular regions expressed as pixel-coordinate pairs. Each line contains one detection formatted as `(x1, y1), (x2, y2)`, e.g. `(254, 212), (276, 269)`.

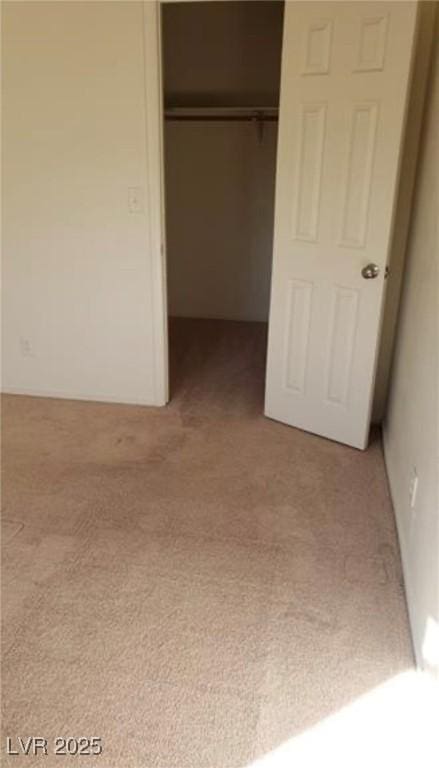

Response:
(1, 317), (413, 767)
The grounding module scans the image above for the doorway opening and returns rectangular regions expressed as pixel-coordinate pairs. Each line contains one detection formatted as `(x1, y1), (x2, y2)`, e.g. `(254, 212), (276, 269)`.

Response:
(161, 1), (284, 415)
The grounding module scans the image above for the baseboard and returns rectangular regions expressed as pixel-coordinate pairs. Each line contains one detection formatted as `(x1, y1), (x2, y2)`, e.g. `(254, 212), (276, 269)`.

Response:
(1, 385), (162, 408)
(382, 426), (430, 674)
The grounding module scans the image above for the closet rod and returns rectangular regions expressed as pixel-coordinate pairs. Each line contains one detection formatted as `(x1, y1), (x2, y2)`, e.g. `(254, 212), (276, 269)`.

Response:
(164, 107), (279, 122)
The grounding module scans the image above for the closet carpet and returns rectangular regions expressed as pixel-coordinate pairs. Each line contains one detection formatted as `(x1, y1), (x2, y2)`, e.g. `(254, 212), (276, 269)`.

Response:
(2, 317), (414, 767)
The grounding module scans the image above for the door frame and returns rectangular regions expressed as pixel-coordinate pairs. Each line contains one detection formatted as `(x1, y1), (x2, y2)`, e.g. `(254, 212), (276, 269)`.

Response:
(145, 0), (286, 406)
(143, 0), (169, 405)
(144, 0), (208, 406)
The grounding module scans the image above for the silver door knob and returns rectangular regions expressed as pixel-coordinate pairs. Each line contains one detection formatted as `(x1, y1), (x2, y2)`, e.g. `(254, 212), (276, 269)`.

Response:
(361, 263), (380, 279)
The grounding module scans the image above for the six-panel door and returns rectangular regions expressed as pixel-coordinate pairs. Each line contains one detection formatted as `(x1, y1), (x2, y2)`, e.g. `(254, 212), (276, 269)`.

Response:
(265, 1), (418, 448)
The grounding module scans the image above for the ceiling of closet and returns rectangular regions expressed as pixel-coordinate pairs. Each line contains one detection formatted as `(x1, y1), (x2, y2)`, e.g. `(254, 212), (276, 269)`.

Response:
(162, 1), (284, 108)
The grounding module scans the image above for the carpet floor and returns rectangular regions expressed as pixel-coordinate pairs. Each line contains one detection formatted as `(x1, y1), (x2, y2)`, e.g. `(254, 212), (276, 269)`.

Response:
(1, 317), (414, 767)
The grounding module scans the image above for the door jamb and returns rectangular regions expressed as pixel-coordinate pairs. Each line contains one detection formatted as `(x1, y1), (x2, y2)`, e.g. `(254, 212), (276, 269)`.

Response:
(143, 0), (168, 405)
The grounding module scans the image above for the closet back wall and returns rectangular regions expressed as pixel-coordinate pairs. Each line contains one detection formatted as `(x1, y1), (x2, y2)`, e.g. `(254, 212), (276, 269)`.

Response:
(163, 2), (284, 322)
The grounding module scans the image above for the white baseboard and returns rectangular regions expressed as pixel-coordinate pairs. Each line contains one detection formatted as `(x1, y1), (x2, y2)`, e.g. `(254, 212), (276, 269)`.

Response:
(382, 426), (437, 678)
(1, 384), (162, 408)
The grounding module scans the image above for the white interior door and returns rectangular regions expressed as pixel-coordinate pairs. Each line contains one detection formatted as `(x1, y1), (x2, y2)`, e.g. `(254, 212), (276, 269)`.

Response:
(265, 1), (417, 449)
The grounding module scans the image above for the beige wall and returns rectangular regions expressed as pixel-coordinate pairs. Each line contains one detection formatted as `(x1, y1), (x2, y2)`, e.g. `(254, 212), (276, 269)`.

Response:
(383, 16), (439, 676)
(2, 1), (163, 404)
(374, 1), (437, 421)
(163, 1), (282, 322)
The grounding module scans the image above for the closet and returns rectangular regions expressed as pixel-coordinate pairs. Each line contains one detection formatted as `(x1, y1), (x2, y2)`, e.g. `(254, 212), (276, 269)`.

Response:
(162, 1), (284, 405)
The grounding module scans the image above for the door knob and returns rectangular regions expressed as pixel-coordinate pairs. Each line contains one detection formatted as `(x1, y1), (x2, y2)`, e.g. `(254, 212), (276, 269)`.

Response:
(361, 263), (380, 279)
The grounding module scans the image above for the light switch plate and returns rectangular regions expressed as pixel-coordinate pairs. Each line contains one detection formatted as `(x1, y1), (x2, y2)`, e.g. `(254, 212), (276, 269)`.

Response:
(128, 186), (144, 213)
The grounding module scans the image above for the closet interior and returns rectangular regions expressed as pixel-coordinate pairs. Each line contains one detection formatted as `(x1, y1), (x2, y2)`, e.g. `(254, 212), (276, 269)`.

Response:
(162, 1), (284, 409)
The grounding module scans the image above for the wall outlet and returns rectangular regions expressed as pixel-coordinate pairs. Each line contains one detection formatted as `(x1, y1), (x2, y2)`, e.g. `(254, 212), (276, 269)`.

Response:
(409, 467), (418, 510)
(128, 186), (144, 214)
(20, 337), (33, 357)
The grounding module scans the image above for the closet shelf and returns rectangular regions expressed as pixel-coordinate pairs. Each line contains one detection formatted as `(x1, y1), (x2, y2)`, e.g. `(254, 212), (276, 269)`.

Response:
(164, 106), (278, 122)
